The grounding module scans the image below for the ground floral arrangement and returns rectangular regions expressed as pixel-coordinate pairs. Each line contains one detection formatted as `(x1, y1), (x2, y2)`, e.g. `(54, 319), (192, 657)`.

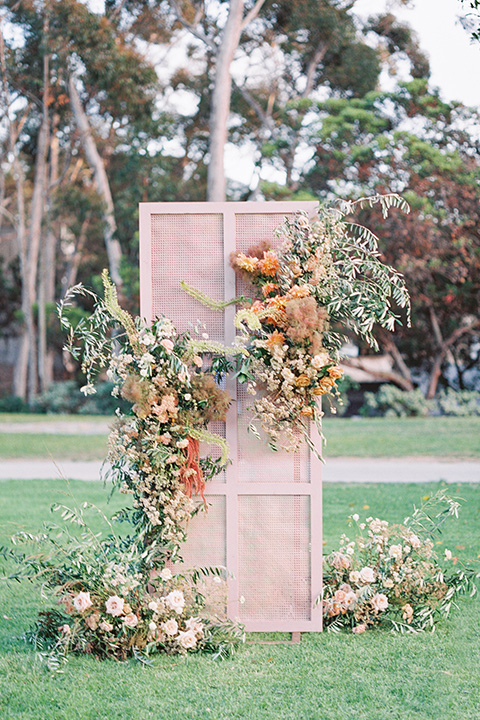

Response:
(8, 193), (470, 666)
(322, 491), (479, 634)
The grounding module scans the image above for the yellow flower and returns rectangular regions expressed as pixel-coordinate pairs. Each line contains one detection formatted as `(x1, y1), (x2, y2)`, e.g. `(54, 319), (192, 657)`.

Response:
(328, 366), (343, 379)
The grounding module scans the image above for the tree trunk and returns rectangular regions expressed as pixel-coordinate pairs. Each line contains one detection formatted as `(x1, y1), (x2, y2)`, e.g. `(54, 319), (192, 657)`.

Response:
(207, 0), (245, 201)
(68, 75), (122, 286)
(19, 50), (50, 404)
(38, 113), (60, 392)
(426, 320), (480, 399)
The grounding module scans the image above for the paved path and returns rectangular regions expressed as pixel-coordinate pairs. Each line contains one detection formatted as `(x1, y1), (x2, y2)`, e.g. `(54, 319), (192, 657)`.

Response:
(0, 420), (111, 435)
(1, 458), (479, 483)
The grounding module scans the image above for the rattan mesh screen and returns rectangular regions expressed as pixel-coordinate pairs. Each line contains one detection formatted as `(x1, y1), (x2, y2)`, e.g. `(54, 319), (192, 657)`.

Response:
(141, 202), (322, 632)
(238, 495), (311, 621)
(150, 213), (225, 341)
(237, 385), (310, 483)
(180, 495), (226, 568)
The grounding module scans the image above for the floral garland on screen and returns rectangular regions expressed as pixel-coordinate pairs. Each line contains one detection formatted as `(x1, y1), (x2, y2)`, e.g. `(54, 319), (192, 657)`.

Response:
(58, 270), (243, 553)
(185, 193), (411, 455)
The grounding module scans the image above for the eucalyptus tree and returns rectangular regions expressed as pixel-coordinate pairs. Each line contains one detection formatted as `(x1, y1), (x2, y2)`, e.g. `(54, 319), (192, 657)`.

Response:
(1, 0), (159, 400)
(299, 80), (480, 396)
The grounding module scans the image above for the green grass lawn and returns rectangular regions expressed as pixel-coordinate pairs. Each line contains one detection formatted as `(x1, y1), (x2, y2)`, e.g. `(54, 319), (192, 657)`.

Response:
(1, 415), (479, 460)
(322, 416), (480, 458)
(1, 479), (479, 720)
(0, 434), (109, 460)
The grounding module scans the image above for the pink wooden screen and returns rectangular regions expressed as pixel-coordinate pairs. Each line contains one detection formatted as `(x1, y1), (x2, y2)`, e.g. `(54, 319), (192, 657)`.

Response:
(139, 202), (323, 632)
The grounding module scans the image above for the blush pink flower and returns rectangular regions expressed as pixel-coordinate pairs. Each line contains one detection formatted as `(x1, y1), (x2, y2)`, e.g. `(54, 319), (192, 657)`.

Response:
(162, 618), (178, 636)
(177, 629), (197, 649)
(105, 595), (125, 617)
(160, 338), (174, 353)
(164, 590), (185, 614)
(371, 593), (389, 612)
(352, 624), (367, 635)
(359, 566), (375, 584)
(73, 591), (93, 613)
(124, 613), (139, 628)
(99, 621), (113, 632)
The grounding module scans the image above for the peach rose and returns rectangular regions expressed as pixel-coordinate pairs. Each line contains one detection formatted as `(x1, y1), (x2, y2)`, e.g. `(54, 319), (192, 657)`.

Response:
(124, 613), (139, 628)
(99, 621), (113, 632)
(160, 338), (174, 353)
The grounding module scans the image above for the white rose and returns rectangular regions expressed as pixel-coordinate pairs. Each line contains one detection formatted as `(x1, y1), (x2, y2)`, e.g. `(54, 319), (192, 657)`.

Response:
(445, 549), (452, 560)
(409, 534), (422, 549)
(311, 353), (329, 370)
(388, 544), (403, 561)
(359, 567), (375, 584)
(164, 590), (185, 614)
(73, 591), (93, 613)
(124, 613), (139, 628)
(185, 617), (204, 635)
(148, 600), (159, 612)
(160, 568), (173, 581)
(105, 595), (125, 617)
(162, 619), (178, 636)
(177, 629), (197, 649)
(149, 621), (157, 631)
(349, 571), (360, 584)
(352, 513), (359, 522)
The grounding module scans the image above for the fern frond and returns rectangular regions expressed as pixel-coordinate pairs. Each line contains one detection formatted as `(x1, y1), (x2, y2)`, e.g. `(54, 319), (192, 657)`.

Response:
(101, 270), (140, 351)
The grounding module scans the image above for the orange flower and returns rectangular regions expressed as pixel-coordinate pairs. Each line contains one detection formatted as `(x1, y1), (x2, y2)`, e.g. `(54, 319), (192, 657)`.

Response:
(319, 376), (335, 390)
(251, 300), (265, 315)
(265, 330), (285, 349)
(236, 253), (259, 273)
(288, 284), (311, 299)
(262, 282), (280, 297)
(295, 374), (311, 388)
(267, 295), (288, 312)
(300, 406), (314, 417)
(328, 366), (343, 379)
(259, 251), (280, 277)
(312, 387), (327, 396)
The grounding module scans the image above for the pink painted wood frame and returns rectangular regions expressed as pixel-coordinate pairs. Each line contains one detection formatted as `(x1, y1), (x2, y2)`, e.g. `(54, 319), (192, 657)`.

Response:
(139, 202), (323, 632)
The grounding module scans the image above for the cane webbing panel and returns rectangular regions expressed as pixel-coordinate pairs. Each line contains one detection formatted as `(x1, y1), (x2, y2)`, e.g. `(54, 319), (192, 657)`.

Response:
(238, 495), (311, 621)
(139, 202), (322, 632)
(180, 495), (226, 568)
(236, 385), (310, 483)
(150, 213), (225, 341)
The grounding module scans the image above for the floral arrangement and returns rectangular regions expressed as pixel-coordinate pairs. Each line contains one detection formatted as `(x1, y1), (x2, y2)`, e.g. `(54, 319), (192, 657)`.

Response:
(225, 194), (411, 454)
(59, 270), (243, 556)
(321, 491), (479, 634)
(3, 502), (243, 665)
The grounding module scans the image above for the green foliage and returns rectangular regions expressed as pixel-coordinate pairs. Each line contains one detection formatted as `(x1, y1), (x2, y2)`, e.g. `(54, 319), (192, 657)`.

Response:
(437, 388), (480, 417)
(360, 385), (433, 418)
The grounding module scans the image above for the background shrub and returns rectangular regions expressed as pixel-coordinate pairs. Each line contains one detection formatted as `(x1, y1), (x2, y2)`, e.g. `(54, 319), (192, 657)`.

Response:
(360, 384), (434, 417)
